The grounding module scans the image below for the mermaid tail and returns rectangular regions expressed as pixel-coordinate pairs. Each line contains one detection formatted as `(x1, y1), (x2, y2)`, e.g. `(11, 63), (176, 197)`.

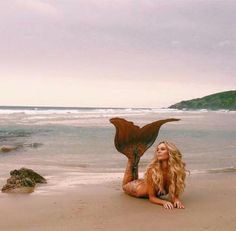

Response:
(110, 117), (180, 179)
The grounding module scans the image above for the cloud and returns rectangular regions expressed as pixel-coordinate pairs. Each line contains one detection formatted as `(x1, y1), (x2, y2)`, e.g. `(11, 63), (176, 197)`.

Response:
(0, 0), (236, 106)
(16, 0), (59, 16)
(216, 40), (233, 48)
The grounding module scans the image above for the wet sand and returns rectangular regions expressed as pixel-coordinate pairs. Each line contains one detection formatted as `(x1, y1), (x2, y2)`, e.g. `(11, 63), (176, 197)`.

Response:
(0, 172), (235, 231)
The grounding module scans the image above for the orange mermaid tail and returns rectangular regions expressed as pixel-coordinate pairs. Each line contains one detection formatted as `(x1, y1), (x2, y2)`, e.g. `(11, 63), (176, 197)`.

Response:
(110, 117), (180, 179)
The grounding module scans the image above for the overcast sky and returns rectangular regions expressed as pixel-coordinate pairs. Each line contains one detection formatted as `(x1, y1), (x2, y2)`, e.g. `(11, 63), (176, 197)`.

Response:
(0, 0), (235, 107)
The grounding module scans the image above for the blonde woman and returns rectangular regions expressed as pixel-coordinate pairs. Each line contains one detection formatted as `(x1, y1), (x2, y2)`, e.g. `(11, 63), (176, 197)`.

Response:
(122, 141), (186, 209)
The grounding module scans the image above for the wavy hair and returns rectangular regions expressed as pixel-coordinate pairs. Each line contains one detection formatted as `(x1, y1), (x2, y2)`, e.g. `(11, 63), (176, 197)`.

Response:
(145, 141), (186, 199)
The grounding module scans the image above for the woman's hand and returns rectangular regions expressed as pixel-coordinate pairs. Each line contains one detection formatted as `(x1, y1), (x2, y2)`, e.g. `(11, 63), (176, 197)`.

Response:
(163, 201), (174, 209)
(173, 199), (185, 209)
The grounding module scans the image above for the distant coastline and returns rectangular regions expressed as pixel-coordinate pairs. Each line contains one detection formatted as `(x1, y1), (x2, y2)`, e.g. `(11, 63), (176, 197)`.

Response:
(169, 90), (236, 111)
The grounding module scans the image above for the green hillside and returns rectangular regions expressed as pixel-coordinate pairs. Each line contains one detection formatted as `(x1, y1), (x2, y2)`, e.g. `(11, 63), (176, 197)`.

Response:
(169, 90), (236, 110)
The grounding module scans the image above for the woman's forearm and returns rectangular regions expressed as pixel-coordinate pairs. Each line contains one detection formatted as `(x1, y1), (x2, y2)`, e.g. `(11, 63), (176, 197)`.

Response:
(149, 196), (174, 209)
(171, 195), (178, 202)
(149, 196), (165, 205)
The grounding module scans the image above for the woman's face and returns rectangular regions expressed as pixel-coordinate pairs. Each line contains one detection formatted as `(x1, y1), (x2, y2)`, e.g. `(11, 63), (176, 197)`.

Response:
(156, 143), (169, 161)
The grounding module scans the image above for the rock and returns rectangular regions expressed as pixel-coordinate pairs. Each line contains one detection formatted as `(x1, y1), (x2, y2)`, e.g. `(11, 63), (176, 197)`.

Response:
(0, 145), (17, 153)
(9, 168), (47, 184)
(0, 143), (43, 154)
(1, 168), (47, 193)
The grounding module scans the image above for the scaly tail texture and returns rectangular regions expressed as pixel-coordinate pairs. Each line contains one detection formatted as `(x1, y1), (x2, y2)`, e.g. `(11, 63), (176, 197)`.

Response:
(110, 117), (180, 179)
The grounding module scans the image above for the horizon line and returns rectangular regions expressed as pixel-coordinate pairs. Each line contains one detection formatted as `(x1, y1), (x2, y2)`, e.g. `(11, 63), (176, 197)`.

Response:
(0, 105), (169, 109)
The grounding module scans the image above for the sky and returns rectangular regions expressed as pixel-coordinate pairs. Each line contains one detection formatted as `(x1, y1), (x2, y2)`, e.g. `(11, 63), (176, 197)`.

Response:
(0, 0), (235, 108)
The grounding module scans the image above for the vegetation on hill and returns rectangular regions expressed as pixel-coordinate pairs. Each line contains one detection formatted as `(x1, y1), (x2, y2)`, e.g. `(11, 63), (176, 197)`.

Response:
(169, 90), (236, 110)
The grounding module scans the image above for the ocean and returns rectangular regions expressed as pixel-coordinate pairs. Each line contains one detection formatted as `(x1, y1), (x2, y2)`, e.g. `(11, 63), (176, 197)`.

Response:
(0, 106), (235, 194)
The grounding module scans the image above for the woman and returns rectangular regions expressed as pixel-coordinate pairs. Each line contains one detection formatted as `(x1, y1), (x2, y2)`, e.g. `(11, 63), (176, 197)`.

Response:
(122, 141), (186, 209)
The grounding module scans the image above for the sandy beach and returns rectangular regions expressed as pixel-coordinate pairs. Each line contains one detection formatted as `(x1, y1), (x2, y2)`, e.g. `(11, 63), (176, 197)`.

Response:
(0, 108), (235, 231)
(0, 172), (235, 231)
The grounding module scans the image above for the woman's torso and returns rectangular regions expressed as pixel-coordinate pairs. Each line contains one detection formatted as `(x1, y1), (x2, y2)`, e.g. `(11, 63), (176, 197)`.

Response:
(132, 172), (170, 198)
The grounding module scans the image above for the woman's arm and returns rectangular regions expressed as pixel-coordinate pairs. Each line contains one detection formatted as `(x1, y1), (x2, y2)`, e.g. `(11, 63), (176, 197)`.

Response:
(147, 182), (174, 209)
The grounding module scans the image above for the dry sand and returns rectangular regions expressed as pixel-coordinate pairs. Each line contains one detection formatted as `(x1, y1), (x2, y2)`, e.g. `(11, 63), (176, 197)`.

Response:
(0, 172), (235, 231)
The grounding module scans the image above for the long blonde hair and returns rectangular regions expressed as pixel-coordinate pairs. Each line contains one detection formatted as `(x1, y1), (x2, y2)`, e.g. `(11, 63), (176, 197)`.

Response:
(145, 141), (186, 198)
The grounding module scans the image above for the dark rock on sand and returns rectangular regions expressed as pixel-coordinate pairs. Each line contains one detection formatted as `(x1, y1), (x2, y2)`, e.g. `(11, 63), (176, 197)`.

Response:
(0, 143), (43, 153)
(1, 168), (47, 193)
(0, 145), (17, 153)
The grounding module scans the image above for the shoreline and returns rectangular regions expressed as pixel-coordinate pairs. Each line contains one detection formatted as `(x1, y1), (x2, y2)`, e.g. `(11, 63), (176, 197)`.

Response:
(1, 166), (236, 195)
(0, 172), (235, 231)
